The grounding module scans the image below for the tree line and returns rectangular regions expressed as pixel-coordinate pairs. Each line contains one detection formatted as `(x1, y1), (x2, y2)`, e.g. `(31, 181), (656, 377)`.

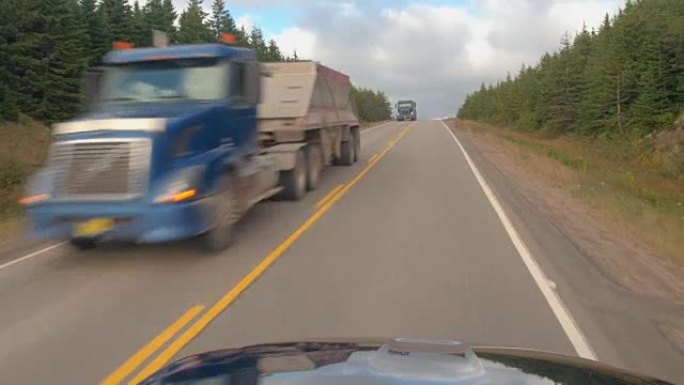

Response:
(352, 87), (392, 122)
(0, 0), (293, 123)
(458, 0), (683, 138)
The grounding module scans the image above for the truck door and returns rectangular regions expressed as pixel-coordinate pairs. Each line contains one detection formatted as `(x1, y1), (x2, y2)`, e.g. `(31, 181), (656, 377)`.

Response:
(227, 61), (258, 155)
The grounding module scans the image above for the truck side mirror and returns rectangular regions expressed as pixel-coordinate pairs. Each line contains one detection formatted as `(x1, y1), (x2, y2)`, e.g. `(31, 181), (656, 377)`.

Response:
(245, 62), (261, 105)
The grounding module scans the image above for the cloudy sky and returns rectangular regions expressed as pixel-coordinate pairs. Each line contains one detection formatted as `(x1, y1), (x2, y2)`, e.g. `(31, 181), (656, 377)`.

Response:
(173, 0), (624, 118)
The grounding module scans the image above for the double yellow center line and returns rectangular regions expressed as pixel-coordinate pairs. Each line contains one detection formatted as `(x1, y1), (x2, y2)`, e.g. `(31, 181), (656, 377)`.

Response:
(316, 184), (345, 208)
(101, 123), (415, 385)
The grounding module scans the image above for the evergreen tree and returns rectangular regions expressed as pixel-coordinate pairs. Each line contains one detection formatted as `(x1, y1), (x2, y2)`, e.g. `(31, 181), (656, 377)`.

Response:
(209, 0), (237, 40)
(0, 0), (21, 120)
(248, 27), (268, 60)
(142, 0), (176, 46)
(79, 0), (108, 65)
(130, 1), (147, 47)
(236, 25), (249, 46)
(352, 87), (392, 122)
(0, 0), (370, 124)
(176, 0), (212, 44)
(265, 39), (283, 61)
(161, 0), (178, 41)
(458, 0), (683, 139)
(100, 0), (133, 43)
(13, 0), (88, 122)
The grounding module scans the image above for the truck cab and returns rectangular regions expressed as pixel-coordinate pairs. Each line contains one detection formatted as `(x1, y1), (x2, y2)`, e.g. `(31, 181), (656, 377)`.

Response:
(396, 100), (417, 121)
(23, 43), (278, 251)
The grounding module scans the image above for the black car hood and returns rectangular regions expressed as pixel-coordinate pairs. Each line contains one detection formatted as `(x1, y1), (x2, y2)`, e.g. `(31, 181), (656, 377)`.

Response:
(140, 338), (671, 385)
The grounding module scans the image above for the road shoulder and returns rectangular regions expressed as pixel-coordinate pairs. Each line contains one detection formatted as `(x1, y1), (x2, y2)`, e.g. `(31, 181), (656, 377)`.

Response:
(444, 119), (684, 384)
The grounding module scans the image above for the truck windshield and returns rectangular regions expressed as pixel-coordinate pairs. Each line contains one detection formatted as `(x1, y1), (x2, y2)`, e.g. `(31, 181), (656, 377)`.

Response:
(101, 59), (229, 103)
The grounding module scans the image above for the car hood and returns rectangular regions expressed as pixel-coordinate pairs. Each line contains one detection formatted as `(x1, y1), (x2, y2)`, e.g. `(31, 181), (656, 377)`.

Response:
(140, 338), (672, 385)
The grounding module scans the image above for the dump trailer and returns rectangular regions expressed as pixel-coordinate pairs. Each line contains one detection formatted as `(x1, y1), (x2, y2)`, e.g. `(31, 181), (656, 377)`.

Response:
(22, 42), (360, 252)
(396, 100), (417, 121)
(259, 62), (361, 191)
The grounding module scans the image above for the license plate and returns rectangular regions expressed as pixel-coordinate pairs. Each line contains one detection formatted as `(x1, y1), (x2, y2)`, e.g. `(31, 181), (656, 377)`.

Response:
(73, 218), (114, 237)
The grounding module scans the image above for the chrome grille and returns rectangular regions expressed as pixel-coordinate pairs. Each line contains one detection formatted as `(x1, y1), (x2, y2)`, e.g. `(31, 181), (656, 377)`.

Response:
(50, 139), (151, 200)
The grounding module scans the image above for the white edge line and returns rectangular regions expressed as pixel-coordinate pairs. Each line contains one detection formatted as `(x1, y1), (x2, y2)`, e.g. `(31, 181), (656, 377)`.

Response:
(0, 242), (67, 271)
(361, 121), (394, 134)
(439, 120), (597, 360)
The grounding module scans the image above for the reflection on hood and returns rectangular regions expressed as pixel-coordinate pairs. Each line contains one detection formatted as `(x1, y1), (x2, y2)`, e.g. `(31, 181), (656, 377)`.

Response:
(140, 339), (672, 385)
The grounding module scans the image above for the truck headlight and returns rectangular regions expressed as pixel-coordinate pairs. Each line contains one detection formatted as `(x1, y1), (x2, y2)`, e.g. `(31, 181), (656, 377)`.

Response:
(19, 193), (49, 206)
(154, 166), (204, 203)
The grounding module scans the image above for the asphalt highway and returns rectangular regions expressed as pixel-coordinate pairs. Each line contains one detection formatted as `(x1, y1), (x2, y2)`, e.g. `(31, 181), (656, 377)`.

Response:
(0, 120), (681, 384)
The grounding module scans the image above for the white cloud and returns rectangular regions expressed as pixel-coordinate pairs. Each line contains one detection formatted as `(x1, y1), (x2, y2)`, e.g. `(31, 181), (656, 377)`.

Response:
(167, 0), (623, 118)
(287, 0), (622, 118)
(271, 27), (316, 59)
(235, 14), (255, 32)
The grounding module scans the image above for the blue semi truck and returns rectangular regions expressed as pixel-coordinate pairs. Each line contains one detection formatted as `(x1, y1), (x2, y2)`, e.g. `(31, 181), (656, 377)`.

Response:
(21, 40), (360, 251)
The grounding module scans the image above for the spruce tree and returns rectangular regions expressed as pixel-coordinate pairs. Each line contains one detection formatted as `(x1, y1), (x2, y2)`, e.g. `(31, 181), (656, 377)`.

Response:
(248, 27), (268, 60)
(13, 0), (88, 122)
(0, 0), (21, 120)
(209, 0), (237, 40)
(160, 0), (178, 41)
(458, 1), (682, 139)
(266, 39), (282, 61)
(142, 0), (176, 45)
(100, 0), (134, 43)
(130, 1), (147, 47)
(78, 0), (108, 65)
(176, 0), (212, 44)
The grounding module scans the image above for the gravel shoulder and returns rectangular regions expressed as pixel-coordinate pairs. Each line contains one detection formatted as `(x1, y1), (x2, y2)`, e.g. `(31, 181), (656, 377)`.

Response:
(446, 119), (684, 303)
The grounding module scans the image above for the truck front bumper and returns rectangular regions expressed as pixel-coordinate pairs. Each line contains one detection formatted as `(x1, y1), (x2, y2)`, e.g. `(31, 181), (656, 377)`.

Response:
(25, 200), (212, 244)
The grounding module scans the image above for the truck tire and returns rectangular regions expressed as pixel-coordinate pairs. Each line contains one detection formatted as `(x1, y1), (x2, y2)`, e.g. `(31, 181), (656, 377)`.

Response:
(352, 128), (360, 163)
(338, 140), (354, 166)
(203, 175), (238, 252)
(280, 149), (306, 200)
(305, 144), (322, 191)
(69, 238), (97, 251)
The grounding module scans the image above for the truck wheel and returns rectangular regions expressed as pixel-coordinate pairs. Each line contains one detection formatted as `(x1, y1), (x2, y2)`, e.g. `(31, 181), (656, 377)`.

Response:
(305, 144), (322, 191)
(280, 149), (306, 200)
(203, 175), (238, 252)
(338, 140), (354, 166)
(352, 128), (361, 163)
(69, 238), (97, 251)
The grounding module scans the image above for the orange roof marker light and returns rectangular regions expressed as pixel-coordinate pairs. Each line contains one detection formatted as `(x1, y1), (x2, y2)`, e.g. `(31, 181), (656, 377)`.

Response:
(220, 33), (237, 45)
(112, 41), (134, 50)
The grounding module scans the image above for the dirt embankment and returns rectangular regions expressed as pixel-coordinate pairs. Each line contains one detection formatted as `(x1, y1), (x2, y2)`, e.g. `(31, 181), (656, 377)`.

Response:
(446, 119), (684, 304)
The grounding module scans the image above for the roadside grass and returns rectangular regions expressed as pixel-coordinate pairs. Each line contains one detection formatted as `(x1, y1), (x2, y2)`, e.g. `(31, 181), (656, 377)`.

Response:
(0, 118), (51, 238)
(456, 119), (684, 267)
